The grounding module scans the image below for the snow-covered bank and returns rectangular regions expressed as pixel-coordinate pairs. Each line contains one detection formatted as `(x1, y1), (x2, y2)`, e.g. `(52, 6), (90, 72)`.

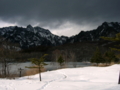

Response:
(0, 62), (91, 75)
(0, 64), (120, 90)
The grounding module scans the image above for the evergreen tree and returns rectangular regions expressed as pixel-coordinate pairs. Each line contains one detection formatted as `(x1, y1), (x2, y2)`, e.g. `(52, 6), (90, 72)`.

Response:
(101, 33), (120, 84)
(104, 50), (119, 65)
(57, 55), (64, 68)
(27, 54), (48, 81)
(101, 33), (120, 51)
(90, 47), (104, 65)
(101, 33), (120, 62)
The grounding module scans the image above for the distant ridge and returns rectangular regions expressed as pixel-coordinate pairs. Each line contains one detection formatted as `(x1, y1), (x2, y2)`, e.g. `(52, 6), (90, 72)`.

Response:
(0, 22), (120, 48)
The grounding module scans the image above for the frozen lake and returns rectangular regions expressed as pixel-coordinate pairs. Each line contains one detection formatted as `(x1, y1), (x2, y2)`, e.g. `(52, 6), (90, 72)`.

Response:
(0, 62), (91, 76)
(0, 64), (119, 90)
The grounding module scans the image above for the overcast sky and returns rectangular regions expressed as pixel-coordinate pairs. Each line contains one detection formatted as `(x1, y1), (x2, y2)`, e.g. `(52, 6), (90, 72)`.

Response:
(0, 0), (120, 36)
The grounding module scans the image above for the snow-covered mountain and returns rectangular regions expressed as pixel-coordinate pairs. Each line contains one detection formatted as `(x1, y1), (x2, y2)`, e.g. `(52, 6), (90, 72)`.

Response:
(67, 22), (120, 43)
(0, 22), (120, 48)
(0, 25), (68, 48)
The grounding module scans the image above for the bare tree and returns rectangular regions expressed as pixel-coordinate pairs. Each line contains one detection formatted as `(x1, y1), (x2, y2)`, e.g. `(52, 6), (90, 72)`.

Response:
(51, 49), (61, 64)
(69, 51), (77, 67)
(0, 40), (19, 78)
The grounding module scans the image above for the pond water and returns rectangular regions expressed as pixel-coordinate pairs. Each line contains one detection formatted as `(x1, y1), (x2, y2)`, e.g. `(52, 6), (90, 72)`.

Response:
(0, 62), (92, 75)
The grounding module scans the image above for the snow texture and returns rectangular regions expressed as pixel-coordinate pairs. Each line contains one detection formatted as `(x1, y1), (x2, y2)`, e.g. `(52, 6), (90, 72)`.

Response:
(0, 64), (120, 90)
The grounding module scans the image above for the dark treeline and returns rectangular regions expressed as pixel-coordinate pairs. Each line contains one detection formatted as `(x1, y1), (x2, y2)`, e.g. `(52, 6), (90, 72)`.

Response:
(20, 42), (108, 62)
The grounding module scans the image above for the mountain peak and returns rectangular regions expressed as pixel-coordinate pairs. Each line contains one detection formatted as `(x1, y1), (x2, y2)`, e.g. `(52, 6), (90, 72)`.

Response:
(27, 24), (33, 29)
(102, 22), (120, 27)
(26, 24), (34, 32)
(0, 22), (120, 48)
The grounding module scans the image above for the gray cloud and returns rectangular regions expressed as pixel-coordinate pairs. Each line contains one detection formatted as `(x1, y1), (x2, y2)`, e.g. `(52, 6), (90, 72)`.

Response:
(0, 0), (120, 36)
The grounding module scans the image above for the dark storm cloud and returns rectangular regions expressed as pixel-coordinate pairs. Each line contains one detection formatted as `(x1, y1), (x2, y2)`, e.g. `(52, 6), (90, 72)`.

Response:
(0, 0), (120, 28)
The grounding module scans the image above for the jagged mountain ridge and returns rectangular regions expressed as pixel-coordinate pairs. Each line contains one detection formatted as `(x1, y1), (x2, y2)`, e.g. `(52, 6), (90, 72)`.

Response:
(0, 22), (120, 48)
(0, 25), (68, 48)
(68, 22), (120, 43)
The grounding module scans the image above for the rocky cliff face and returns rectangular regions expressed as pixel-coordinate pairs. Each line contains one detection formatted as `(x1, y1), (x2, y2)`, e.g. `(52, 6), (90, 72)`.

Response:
(67, 22), (120, 43)
(0, 25), (68, 48)
(0, 22), (120, 48)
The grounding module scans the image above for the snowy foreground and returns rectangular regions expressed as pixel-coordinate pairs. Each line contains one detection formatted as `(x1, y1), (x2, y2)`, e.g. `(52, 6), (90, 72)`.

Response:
(0, 65), (120, 90)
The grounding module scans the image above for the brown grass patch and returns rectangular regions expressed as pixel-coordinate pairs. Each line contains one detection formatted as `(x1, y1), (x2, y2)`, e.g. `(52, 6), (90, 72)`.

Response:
(0, 72), (19, 79)
(92, 63), (116, 67)
(23, 66), (46, 76)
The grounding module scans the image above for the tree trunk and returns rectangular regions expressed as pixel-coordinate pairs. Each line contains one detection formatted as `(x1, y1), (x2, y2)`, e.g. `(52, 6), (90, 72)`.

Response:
(4, 60), (7, 78)
(39, 66), (41, 81)
(97, 63), (99, 66)
(106, 62), (107, 66)
(118, 71), (120, 84)
(7, 65), (9, 77)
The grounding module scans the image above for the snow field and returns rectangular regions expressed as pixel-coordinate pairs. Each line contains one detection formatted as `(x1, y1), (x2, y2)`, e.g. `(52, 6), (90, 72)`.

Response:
(0, 64), (120, 90)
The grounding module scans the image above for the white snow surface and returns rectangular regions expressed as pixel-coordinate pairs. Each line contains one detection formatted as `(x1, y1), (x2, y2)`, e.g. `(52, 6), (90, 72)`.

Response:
(108, 23), (113, 27)
(0, 64), (120, 90)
